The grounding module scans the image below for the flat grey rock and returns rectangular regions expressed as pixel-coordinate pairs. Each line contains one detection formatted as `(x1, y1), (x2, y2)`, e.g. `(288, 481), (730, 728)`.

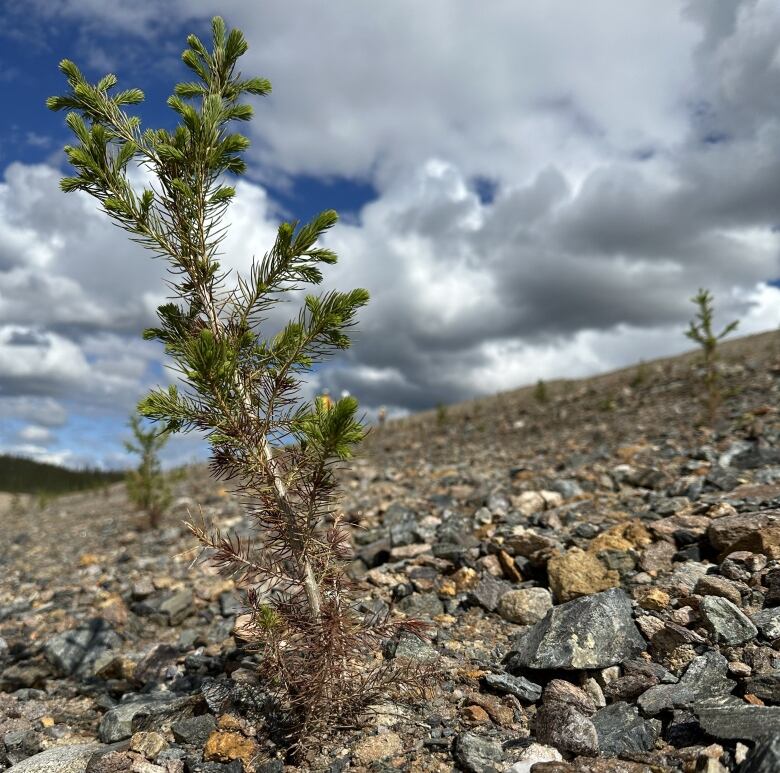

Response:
(98, 692), (199, 743)
(740, 736), (780, 772)
(591, 701), (657, 756)
(171, 713), (217, 746)
(752, 607), (780, 640)
(159, 589), (194, 625)
(483, 672), (542, 702)
(7, 744), (104, 772)
(638, 650), (735, 715)
(453, 732), (503, 773)
(744, 673), (780, 704)
(506, 588), (646, 670)
(700, 595), (757, 645)
(44, 619), (121, 678)
(695, 696), (780, 742)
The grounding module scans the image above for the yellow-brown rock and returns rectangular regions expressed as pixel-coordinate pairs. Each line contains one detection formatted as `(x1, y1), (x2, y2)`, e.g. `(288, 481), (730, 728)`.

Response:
(462, 704), (490, 723)
(547, 548), (619, 602)
(352, 732), (403, 766)
(99, 593), (128, 627)
(497, 549), (523, 582)
(452, 567), (479, 593)
(204, 730), (259, 769)
(634, 586), (670, 611)
(589, 521), (651, 553)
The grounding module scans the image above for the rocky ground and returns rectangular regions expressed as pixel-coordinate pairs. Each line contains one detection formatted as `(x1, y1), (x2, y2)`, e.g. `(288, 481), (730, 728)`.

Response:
(3, 331), (780, 772)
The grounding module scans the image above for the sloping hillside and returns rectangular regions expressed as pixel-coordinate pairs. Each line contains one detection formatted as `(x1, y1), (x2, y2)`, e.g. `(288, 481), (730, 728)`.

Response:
(1, 330), (780, 771)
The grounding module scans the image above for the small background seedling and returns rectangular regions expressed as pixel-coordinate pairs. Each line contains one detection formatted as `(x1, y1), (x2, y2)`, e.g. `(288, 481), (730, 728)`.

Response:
(124, 412), (171, 528)
(534, 379), (549, 404)
(685, 288), (739, 425)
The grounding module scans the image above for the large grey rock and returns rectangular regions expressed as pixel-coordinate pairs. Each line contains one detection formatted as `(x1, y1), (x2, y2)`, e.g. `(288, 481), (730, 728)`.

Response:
(700, 596), (757, 645)
(453, 732), (503, 773)
(695, 696), (780, 742)
(98, 693), (199, 743)
(497, 588), (552, 625)
(44, 619), (121, 678)
(396, 592), (444, 619)
(535, 702), (599, 757)
(506, 588), (646, 670)
(707, 511), (780, 552)
(390, 631), (439, 662)
(159, 589), (194, 625)
(0, 661), (51, 691)
(384, 503), (420, 547)
(744, 673), (780, 704)
(467, 574), (511, 613)
(7, 744), (103, 772)
(171, 714), (216, 746)
(638, 650), (735, 715)
(591, 702), (657, 756)
(740, 737), (780, 772)
(752, 608), (780, 640)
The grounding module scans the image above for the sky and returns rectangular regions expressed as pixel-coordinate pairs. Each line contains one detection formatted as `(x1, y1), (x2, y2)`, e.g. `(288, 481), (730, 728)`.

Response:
(1, 1), (780, 469)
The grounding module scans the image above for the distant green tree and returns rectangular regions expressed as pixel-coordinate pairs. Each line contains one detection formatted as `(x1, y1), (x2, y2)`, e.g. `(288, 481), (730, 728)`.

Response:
(534, 379), (549, 404)
(630, 360), (649, 389)
(0, 454), (122, 495)
(124, 413), (171, 528)
(685, 288), (739, 424)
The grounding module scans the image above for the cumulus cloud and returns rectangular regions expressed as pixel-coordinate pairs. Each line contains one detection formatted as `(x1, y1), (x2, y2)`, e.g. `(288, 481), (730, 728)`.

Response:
(2, 1), (780, 464)
(315, 155), (780, 409)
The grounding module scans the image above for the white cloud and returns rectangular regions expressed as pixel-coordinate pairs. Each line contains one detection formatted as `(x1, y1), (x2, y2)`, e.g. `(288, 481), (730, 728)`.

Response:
(2, 1), (780, 465)
(4, 443), (75, 467)
(0, 397), (68, 428)
(18, 424), (54, 443)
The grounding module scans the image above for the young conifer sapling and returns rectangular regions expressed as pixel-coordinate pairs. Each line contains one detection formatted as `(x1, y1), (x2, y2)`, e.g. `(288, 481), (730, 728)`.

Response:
(533, 378), (549, 404)
(685, 288), (739, 424)
(49, 16), (429, 747)
(124, 413), (171, 528)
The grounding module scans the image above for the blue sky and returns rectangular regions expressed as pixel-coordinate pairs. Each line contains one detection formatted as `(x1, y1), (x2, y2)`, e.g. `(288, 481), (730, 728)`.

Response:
(1, 1), (780, 469)
(0, 13), (378, 219)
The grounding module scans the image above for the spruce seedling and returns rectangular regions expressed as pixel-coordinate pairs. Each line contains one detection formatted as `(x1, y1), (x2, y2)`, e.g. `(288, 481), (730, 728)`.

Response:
(685, 288), (739, 424)
(49, 17), (428, 748)
(534, 378), (549, 404)
(630, 360), (649, 389)
(124, 413), (171, 528)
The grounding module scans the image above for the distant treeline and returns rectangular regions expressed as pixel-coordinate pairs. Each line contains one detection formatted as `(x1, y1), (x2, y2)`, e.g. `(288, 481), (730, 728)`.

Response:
(0, 454), (124, 494)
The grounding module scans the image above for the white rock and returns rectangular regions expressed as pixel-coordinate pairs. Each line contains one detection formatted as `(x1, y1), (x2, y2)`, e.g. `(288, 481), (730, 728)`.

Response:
(506, 742), (563, 772)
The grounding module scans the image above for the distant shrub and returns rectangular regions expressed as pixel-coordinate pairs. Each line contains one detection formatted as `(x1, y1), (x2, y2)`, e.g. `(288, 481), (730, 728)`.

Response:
(685, 288), (739, 424)
(630, 360), (649, 388)
(436, 402), (448, 426)
(597, 394), (617, 413)
(124, 414), (171, 528)
(534, 379), (549, 404)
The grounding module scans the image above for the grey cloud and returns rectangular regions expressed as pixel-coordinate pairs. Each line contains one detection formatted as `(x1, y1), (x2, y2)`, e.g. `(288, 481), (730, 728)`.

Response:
(0, 397), (68, 428)
(684, 0), (780, 141)
(2, 0), (780, 459)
